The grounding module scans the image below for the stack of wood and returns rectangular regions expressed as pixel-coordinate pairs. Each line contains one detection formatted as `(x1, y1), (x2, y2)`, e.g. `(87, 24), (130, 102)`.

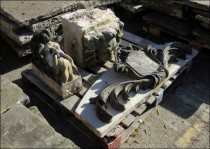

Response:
(0, 0), (122, 57)
(141, 0), (210, 50)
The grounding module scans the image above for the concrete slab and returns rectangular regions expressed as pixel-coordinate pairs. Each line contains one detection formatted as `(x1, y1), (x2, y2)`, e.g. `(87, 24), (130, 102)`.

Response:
(1, 104), (78, 148)
(75, 49), (197, 137)
(0, 14), (20, 32)
(1, 1), (78, 26)
(1, 25), (33, 46)
(28, 12), (67, 32)
(142, 1), (183, 18)
(0, 31), (31, 57)
(0, 76), (29, 114)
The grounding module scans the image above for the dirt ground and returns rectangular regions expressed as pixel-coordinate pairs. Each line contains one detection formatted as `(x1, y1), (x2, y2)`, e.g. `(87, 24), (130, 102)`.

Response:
(1, 8), (209, 148)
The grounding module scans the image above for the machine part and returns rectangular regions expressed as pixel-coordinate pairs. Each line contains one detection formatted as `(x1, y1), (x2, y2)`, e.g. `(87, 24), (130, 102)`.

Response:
(93, 42), (192, 123)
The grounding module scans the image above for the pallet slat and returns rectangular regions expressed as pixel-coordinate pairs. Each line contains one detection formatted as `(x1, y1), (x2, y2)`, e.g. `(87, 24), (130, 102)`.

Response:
(77, 66), (99, 85)
(121, 114), (136, 128)
(123, 31), (157, 46)
(100, 61), (114, 69)
(60, 95), (81, 114)
(77, 81), (91, 97)
(134, 104), (147, 116)
(88, 64), (107, 74)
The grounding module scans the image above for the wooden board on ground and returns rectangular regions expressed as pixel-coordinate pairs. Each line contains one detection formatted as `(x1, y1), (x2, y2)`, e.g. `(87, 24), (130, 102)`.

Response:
(143, 12), (192, 37)
(75, 49), (197, 137)
(21, 69), (81, 114)
(117, 3), (145, 13)
(122, 31), (157, 46)
(148, 24), (210, 50)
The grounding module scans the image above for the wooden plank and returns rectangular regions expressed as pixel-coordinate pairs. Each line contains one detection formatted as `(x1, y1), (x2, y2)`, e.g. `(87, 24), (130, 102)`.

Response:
(100, 61), (114, 69)
(148, 24), (210, 50)
(162, 80), (173, 89)
(193, 9), (210, 18)
(77, 66), (98, 85)
(149, 25), (190, 42)
(123, 31), (157, 46)
(77, 81), (91, 97)
(60, 95), (81, 114)
(145, 95), (156, 105)
(1, 25), (33, 46)
(88, 64), (107, 74)
(1, 31), (31, 57)
(75, 48), (197, 137)
(22, 70), (60, 101)
(134, 104), (147, 116)
(175, 0), (210, 11)
(149, 26), (161, 37)
(195, 14), (210, 24)
(200, 22), (210, 30)
(0, 14), (20, 32)
(117, 3), (144, 13)
(142, 2), (183, 19)
(143, 12), (192, 37)
(171, 73), (179, 80)
(21, 69), (81, 115)
(193, 27), (210, 44)
(121, 114), (136, 128)
(65, 115), (101, 148)
(120, 39), (131, 47)
(121, 107), (153, 144)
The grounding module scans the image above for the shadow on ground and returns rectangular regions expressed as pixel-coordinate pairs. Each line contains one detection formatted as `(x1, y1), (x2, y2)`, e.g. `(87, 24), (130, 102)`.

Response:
(12, 77), (101, 148)
(160, 53), (209, 119)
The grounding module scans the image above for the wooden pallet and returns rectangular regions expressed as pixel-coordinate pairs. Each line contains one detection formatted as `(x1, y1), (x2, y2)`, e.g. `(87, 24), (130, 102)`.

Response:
(148, 24), (210, 50)
(21, 31), (196, 148)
